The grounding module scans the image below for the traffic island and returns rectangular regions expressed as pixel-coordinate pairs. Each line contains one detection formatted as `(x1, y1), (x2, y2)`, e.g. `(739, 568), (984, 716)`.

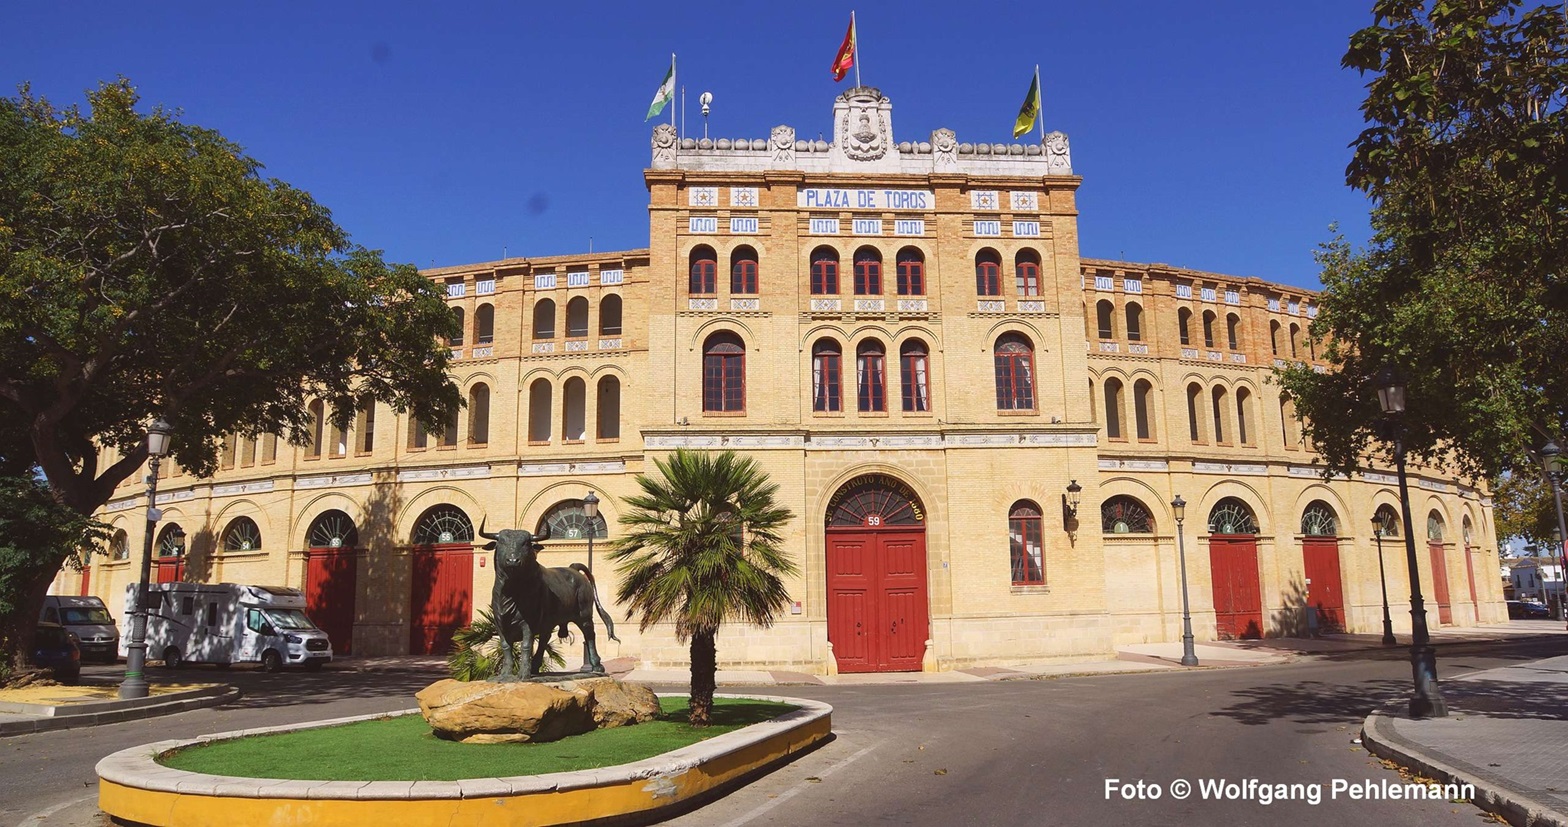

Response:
(0, 682), (238, 736)
(96, 693), (831, 827)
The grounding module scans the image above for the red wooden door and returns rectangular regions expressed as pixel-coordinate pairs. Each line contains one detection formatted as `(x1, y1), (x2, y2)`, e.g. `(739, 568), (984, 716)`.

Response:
(1209, 536), (1263, 640)
(80, 564), (90, 597)
(409, 546), (473, 655)
(155, 558), (184, 584)
(1301, 537), (1345, 633)
(1428, 542), (1453, 625)
(306, 549), (357, 656)
(826, 530), (929, 673)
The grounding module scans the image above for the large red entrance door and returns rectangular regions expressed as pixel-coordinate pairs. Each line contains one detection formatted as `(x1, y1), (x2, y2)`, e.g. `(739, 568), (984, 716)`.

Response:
(306, 549), (357, 656)
(1209, 536), (1263, 640)
(827, 530), (929, 672)
(1429, 542), (1454, 625)
(155, 557), (185, 583)
(1302, 537), (1346, 633)
(409, 545), (473, 655)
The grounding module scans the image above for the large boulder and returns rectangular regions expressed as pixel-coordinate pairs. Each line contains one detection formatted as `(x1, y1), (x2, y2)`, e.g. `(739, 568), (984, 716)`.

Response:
(416, 676), (659, 744)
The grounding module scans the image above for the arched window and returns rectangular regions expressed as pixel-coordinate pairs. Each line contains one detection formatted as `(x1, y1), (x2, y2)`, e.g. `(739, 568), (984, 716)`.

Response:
(475, 303), (494, 345)
(1462, 516), (1474, 549)
(1301, 501), (1338, 536)
(853, 247), (882, 295)
(688, 245), (717, 294)
(111, 529), (129, 560)
(1088, 379), (1096, 422)
(896, 247), (925, 295)
(1202, 310), (1217, 349)
(562, 377), (586, 441)
(1178, 307), (1192, 346)
(1134, 378), (1155, 440)
(449, 306), (465, 347)
(540, 500), (608, 540)
(730, 245), (759, 294)
(1427, 511), (1446, 542)
(1101, 496), (1155, 534)
(409, 416), (429, 450)
(1280, 394), (1300, 448)
(532, 299), (556, 339)
(156, 524), (186, 558)
(1096, 300), (1116, 339)
(1227, 313), (1241, 350)
(1289, 323), (1301, 358)
(597, 376), (621, 440)
(1125, 303), (1143, 342)
(468, 384), (490, 445)
(566, 296), (589, 339)
(900, 339), (931, 412)
(810, 247), (839, 295)
(1374, 504), (1401, 537)
(993, 333), (1036, 411)
(856, 339), (887, 412)
(1211, 386), (1229, 443)
(975, 249), (1002, 296)
(307, 510), (359, 549)
(811, 338), (842, 412)
(1015, 250), (1041, 297)
(1009, 501), (1045, 585)
(1269, 319), (1281, 356)
(1186, 383), (1205, 443)
(307, 400), (326, 459)
(1236, 387), (1253, 446)
(1208, 498), (1259, 535)
(411, 505), (473, 546)
(528, 379), (552, 443)
(1104, 377), (1125, 440)
(600, 294), (623, 336)
(702, 332), (746, 412)
(221, 517), (262, 552)
(439, 405), (458, 448)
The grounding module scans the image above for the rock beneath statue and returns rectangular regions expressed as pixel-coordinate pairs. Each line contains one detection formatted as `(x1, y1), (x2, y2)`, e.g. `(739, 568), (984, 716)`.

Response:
(416, 676), (659, 744)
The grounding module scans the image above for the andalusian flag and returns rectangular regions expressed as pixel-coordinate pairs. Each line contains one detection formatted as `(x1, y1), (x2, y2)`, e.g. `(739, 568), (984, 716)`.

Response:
(646, 55), (675, 121)
(1013, 66), (1041, 139)
(831, 14), (857, 82)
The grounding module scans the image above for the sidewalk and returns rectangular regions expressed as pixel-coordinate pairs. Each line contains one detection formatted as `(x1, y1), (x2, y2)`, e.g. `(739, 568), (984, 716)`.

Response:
(1362, 652), (1568, 827)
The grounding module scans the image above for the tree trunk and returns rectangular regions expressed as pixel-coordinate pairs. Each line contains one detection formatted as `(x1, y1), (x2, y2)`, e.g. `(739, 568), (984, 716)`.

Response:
(0, 560), (64, 681)
(688, 630), (717, 727)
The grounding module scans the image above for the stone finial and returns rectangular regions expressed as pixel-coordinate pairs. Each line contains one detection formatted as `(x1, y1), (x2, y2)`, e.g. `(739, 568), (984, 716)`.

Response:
(1044, 130), (1071, 175)
(651, 123), (677, 169)
(932, 128), (957, 170)
(770, 125), (795, 164)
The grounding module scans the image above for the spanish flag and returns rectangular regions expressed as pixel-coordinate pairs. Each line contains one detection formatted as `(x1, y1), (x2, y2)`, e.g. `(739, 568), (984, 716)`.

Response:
(1013, 67), (1041, 139)
(831, 14), (856, 82)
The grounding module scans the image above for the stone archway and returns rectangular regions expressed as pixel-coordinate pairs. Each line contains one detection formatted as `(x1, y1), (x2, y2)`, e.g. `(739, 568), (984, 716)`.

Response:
(824, 474), (929, 673)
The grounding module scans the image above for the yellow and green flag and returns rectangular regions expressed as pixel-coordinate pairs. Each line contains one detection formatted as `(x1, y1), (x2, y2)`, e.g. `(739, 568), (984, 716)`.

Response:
(1013, 68), (1040, 139)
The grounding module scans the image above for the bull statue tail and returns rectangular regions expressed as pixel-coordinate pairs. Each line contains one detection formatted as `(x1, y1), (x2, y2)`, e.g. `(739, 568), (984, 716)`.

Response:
(571, 563), (620, 643)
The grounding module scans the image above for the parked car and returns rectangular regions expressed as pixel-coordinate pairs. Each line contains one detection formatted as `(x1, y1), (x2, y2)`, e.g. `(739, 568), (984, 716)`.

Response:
(32, 622), (81, 684)
(1508, 600), (1552, 620)
(40, 595), (119, 662)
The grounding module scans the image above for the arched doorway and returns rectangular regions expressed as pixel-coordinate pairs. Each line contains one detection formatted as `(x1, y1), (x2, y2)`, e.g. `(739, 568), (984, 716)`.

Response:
(1300, 501), (1345, 633)
(1462, 516), (1480, 623)
(305, 510), (359, 656)
(825, 475), (929, 673)
(408, 505), (475, 655)
(1207, 498), (1262, 640)
(1427, 512), (1453, 625)
(154, 524), (186, 583)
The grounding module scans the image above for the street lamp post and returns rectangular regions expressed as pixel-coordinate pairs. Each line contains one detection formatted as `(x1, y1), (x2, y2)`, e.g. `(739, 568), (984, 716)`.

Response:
(1172, 495), (1198, 667)
(120, 418), (173, 700)
(1374, 366), (1447, 718)
(1541, 441), (1568, 630)
(1372, 514), (1397, 646)
(581, 491), (600, 574)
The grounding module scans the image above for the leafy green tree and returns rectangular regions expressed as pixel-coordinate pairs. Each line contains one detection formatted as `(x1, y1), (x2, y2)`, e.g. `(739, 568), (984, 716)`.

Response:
(0, 80), (459, 668)
(1279, 1), (1568, 479)
(0, 475), (109, 679)
(1493, 471), (1563, 547)
(607, 449), (796, 726)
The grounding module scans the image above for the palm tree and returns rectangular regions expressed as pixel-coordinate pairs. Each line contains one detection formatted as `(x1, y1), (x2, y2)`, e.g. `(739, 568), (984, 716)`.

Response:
(607, 449), (796, 726)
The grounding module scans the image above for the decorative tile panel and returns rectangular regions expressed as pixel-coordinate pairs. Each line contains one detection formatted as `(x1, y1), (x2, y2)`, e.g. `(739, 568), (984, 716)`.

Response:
(970, 190), (1000, 210)
(1009, 191), (1039, 211)
(1012, 221), (1040, 237)
(1099, 459), (1170, 471)
(810, 299), (842, 312)
(809, 218), (840, 235)
(1192, 462), (1267, 476)
(730, 298), (760, 311)
(597, 338), (622, 350)
(1094, 275), (1114, 291)
(567, 270), (590, 287)
(687, 298), (718, 311)
(213, 481), (276, 497)
(898, 299), (929, 312)
(599, 269), (624, 285)
(894, 219), (925, 236)
(476, 279), (495, 295)
(976, 300), (1005, 313)
(1175, 284), (1193, 299)
(1123, 279), (1142, 293)
(471, 347), (493, 358)
(1018, 300), (1046, 313)
(852, 218), (883, 235)
(688, 216), (718, 233)
(531, 342), (556, 353)
(534, 273), (557, 290)
(565, 340), (588, 352)
(688, 187), (718, 207)
(854, 299), (885, 312)
(729, 187), (758, 207)
(297, 473), (373, 490)
(398, 465), (491, 482)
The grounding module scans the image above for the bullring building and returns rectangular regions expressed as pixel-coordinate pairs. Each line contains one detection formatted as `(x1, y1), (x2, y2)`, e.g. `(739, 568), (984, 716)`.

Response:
(78, 88), (1504, 672)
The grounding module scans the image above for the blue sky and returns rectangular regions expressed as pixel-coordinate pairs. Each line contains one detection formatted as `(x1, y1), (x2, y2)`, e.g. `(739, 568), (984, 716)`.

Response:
(4, 2), (1380, 289)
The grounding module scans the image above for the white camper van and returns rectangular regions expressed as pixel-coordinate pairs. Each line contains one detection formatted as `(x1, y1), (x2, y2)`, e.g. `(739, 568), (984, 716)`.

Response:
(121, 583), (332, 671)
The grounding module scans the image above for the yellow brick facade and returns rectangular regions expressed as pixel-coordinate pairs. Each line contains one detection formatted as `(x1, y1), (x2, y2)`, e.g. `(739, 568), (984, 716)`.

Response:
(75, 88), (1504, 672)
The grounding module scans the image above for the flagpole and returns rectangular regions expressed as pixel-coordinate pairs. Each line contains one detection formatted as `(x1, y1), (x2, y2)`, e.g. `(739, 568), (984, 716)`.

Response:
(671, 54), (677, 129)
(681, 85), (686, 139)
(1036, 64), (1044, 143)
(852, 11), (862, 88)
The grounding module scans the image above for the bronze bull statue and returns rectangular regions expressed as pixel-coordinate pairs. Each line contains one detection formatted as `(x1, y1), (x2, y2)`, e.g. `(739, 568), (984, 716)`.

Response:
(478, 519), (619, 681)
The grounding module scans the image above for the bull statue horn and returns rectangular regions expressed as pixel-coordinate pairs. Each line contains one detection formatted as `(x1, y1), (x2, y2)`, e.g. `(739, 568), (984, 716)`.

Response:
(477, 518), (499, 541)
(534, 522), (550, 542)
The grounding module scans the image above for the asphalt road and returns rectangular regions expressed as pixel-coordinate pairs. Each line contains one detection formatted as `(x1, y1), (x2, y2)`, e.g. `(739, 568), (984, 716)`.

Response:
(8, 637), (1567, 827)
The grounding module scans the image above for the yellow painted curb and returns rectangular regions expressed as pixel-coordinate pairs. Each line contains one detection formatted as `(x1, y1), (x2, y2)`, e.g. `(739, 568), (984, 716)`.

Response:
(97, 694), (831, 827)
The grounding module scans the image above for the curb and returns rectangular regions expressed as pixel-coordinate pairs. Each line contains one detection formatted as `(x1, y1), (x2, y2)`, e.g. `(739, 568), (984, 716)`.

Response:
(0, 685), (240, 737)
(1361, 709), (1568, 827)
(97, 692), (831, 827)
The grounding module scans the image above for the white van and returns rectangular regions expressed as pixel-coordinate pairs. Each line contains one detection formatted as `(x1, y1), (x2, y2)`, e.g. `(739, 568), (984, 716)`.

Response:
(40, 595), (120, 663)
(120, 583), (333, 672)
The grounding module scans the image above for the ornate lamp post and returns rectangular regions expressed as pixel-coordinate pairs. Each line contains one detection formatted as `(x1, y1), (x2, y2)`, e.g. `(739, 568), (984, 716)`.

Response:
(582, 491), (600, 574)
(120, 418), (173, 700)
(1171, 495), (1198, 667)
(1542, 441), (1568, 628)
(1371, 513), (1397, 646)
(1374, 365), (1447, 717)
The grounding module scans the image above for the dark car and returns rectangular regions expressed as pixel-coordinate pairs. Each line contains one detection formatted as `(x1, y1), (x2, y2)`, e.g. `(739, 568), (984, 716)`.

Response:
(32, 622), (80, 684)
(1508, 600), (1552, 620)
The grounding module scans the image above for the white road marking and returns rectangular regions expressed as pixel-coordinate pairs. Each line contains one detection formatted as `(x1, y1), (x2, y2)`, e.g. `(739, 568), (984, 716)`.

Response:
(19, 795), (92, 827)
(714, 743), (878, 827)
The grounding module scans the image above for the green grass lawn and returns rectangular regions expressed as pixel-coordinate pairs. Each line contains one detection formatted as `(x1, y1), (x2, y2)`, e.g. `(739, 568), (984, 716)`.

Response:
(159, 697), (796, 781)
